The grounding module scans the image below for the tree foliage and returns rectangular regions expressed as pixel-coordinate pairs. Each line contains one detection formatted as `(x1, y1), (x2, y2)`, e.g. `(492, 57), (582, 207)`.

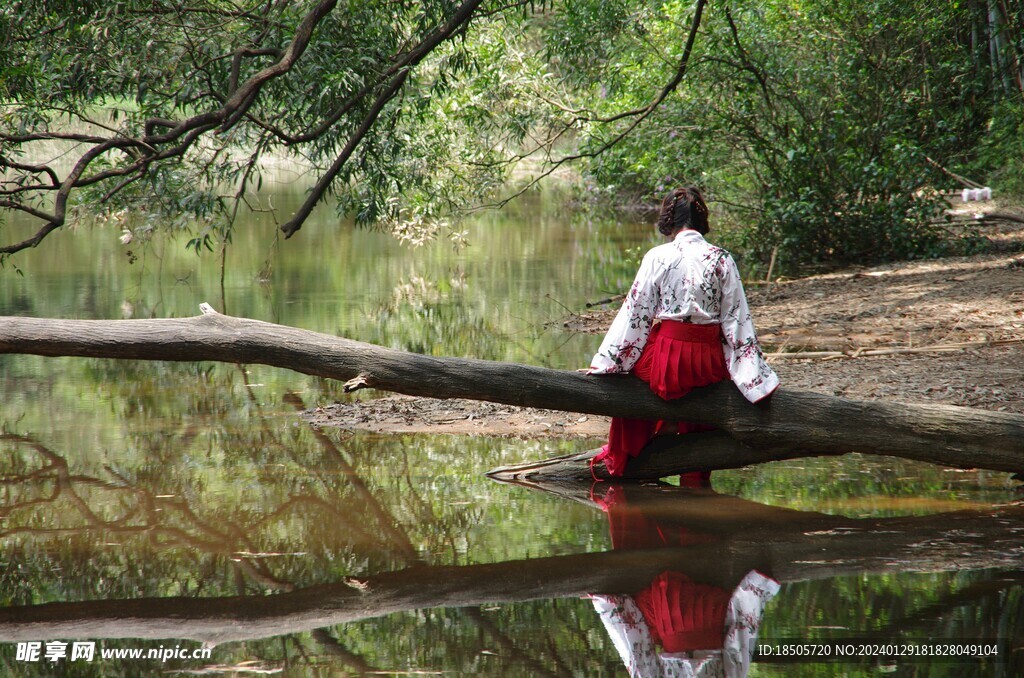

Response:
(1, 0), (1021, 271)
(571, 0), (1024, 270)
(0, 0), (534, 259)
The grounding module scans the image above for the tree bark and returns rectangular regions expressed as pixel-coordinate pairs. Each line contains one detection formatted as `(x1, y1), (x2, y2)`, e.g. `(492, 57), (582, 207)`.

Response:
(1, 308), (1022, 476)
(486, 432), (835, 481)
(0, 491), (1020, 645)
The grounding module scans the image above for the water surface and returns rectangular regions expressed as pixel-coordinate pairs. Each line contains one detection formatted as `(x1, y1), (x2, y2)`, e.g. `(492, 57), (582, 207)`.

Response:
(1, 183), (1021, 676)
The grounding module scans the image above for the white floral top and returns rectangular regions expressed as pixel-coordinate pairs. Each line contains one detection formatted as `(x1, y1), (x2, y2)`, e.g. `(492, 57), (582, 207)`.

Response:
(591, 570), (781, 678)
(589, 230), (779, 403)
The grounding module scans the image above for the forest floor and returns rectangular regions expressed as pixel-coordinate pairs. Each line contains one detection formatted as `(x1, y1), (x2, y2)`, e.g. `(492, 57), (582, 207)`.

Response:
(306, 211), (1024, 439)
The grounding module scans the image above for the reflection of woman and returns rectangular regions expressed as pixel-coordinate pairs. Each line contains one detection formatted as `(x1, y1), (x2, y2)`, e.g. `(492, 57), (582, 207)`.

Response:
(590, 484), (779, 678)
(592, 572), (779, 678)
(588, 187), (778, 477)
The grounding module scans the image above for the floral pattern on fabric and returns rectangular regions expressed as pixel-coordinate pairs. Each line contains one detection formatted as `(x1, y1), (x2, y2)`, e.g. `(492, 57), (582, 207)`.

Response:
(590, 230), (779, 403)
(591, 570), (780, 678)
(723, 571), (781, 677)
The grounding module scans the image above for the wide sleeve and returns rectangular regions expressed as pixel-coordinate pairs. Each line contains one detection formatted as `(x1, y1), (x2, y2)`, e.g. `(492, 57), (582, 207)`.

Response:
(590, 595), (663, 677)
(590, 252), (660, 374)
(717, 256), (779, 402)
(722, 570), (780, 678)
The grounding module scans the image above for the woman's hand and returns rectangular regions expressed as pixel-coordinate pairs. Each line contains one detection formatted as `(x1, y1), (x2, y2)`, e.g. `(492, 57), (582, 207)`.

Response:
(754, 387), (777, 409)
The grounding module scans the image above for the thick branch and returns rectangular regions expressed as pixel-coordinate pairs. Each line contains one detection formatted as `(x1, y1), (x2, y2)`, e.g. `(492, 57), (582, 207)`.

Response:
(0, 310), (1021, 474)
(0, 0), (340, 257)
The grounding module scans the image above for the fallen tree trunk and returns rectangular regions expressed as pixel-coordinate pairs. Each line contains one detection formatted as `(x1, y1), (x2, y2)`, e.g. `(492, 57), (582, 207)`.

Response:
(1, 307), (1022, 475)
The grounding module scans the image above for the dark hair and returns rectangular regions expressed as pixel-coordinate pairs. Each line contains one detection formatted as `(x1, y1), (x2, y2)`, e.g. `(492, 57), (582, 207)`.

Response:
(656, 187), (709, 236)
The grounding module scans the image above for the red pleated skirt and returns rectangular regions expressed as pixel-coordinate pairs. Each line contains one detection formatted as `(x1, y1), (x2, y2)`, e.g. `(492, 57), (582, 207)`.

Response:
(594, 320), (730, 477)
(635, 571), (730, 653)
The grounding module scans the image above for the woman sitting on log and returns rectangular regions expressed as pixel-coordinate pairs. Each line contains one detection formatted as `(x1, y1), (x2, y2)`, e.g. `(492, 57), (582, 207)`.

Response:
(588, 187), (779, 478)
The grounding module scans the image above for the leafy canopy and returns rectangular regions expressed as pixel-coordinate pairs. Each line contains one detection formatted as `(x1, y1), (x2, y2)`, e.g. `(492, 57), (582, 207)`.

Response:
(2, 0), (1021, 271)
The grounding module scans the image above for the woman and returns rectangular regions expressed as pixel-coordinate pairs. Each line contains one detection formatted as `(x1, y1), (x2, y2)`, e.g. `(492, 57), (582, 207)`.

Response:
(588, 187), (778, 477)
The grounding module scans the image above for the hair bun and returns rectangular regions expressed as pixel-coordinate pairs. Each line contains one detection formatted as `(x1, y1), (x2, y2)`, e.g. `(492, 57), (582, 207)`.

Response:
(657, 187), (709, 236)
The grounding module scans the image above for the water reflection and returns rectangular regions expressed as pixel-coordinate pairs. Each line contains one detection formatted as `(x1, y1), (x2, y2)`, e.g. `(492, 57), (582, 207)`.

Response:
(2, 424), (1022, 674)
(0, 187), (647, 372)
(504, 480), (1024, 677)
(588, 482), (778, 677)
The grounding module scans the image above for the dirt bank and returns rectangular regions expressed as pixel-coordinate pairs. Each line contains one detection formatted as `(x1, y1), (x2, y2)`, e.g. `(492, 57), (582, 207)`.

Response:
(306, 250), (1024, 437)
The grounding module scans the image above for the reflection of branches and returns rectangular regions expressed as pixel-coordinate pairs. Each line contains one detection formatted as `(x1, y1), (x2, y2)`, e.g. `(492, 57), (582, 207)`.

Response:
(0, 427), (413, 596)
(463, 607), (561, 678)
(0, 432), (295, 590)
(394, 443), (490, 565)
(311, 628), (379, 675)
(283, 391), (421, 564)
(248, 495), (379, 546)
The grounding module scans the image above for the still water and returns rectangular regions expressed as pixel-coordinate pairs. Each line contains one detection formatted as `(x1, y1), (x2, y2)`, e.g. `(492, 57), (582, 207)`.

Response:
(1, 180), (1021, 676)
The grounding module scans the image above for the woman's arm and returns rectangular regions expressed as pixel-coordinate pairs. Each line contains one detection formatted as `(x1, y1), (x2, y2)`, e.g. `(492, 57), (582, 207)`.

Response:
(589, 252), (660, 374)
(718, 256), (780, 402)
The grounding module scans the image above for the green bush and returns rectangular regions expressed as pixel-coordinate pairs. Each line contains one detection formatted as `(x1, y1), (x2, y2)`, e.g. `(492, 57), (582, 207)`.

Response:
(569, 0), (1023, 272)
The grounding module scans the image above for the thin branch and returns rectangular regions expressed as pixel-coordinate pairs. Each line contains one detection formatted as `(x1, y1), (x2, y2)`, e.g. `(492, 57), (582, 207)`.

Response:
(279, 0), (487, 237)
(483, 0), (707, 210)
(589, 0), (708, 125)
(281, 392), (421, 563)
(724, 7), (778, 119)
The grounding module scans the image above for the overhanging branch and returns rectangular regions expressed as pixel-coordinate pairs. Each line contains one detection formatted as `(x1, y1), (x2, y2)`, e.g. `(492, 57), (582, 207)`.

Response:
(0, 0), (341, 257)
(483, 0), (708, 210)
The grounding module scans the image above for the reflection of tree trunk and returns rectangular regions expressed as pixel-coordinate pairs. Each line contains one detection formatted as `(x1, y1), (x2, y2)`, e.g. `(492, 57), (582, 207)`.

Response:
(1, 310), (1022, 476)
(2, 492), (1021, 645)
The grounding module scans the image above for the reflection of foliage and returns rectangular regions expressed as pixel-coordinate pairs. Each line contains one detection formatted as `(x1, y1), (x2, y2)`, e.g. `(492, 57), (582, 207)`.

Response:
(0, 349), (611, 673)
(5, 300), (1022, 674)
(369, 269), (524, 361)
(3, 406), (1023, 674)
(714, 454), (1017, 518)
(0, 421), (613, 674)
(757, 569), (1022, 677)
